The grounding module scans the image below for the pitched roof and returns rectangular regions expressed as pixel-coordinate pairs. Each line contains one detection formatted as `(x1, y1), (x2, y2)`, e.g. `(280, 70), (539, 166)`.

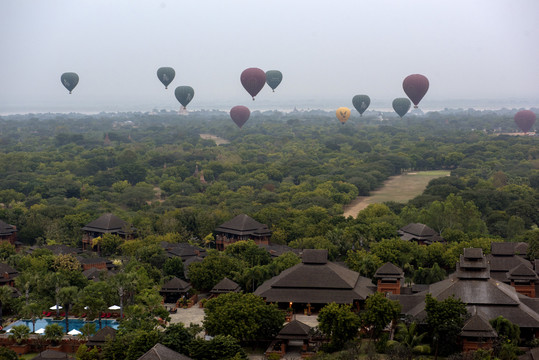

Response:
(30, 350), (74, 359)
(507, 264), (539, 282)
(0, 220), (16, 236)
(276, 319), (312, 340)
(214, 214), (271, 237)
(82, 213), (130, 233)
(491, 242), (528, 256)
(390, 248), (539, 329)
(211, 277), (241, 294)
(374, 263), (404, 279)
(86, 326), (117, 346)
(254, 252), (374, 303)
(460, 309), (497, 338)
(399, 223), (438, 237)
(161, 277), (192, 292)
(0, 262), (17, 275)
(259, 243), (301, 258)
(138, 343), (193, 360)
(302, 249), (328, 264)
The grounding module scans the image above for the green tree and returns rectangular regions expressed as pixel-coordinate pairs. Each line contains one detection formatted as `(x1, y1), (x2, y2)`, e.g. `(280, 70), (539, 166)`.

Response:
(20, 301), (44, 333)
(75, 344), (100, 360)
(489, 316), (520, 345)
(317, 302), (361, 351)
(389, 322), (430, 360)
(58, 285), (79, 333)
(161, 323), (198, 355)
(361, 292), (401, 340)
(0, 285), (13, 327)
(44, 323), (64, 346)
(188, 251), (245, 291)
(345, 249), (384, 278)
(425, 293), (468, 359)
(188, 335), (247, 360)
(203, 292), (284, 342)
(8, 324), (30, 344)
(163, 257), (185, 279)
(0, 347), (18, 360)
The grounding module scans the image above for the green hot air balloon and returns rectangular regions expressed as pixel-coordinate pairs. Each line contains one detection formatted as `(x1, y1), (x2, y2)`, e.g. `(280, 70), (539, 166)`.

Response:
(352, 95), (370, 116)
(157, 67), (175, 89)
(61, 72), (79, 94)
(174, 86), (194, 109)
(392, 98), (411, 118)
(265, 70), (283, 92)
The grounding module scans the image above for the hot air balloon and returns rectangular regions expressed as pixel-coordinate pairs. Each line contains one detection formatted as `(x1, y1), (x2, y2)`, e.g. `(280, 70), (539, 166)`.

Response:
(392, 98), (411, 118)
(174, 86), (194, 109)
(241, 68), (266, 100)
(352, 95), (370, 116)
(514, 110), (536, 133)
(157, 67), (175, 89)
(230, 106), (251, 128)
(61, 72), (79, 94)
(336, 107), (351, 124)
(265, 70), (282, 92)
(403, 74), (429, 108)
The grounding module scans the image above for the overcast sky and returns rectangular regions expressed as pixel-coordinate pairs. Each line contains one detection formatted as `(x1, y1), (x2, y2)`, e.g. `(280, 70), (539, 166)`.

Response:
(1, 0), (538, 113)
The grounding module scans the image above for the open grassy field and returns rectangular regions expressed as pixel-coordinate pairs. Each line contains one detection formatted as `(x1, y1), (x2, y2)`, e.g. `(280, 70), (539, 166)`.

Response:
(343, 170), (450, 218)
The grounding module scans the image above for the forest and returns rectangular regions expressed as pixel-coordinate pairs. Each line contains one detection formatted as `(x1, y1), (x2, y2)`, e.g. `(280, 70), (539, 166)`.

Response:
(0, 108), (537, 359)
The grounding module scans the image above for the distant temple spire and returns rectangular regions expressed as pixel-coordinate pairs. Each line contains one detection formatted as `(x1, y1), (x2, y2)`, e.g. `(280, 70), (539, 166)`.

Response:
(104, 133), (111, 146)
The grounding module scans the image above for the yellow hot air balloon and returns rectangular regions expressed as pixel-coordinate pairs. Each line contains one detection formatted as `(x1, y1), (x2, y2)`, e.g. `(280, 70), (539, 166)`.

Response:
(336, 107), (351, 124)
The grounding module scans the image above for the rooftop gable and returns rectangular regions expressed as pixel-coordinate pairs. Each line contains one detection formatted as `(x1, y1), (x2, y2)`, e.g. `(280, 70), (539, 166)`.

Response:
(138, 343), (193, 360)
(82, 213), (129, 232)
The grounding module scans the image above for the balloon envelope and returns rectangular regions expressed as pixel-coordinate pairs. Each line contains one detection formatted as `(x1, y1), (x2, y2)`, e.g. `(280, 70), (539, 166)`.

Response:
(392, 98), (411, 118)
(336, 107), (351, 124)
(352, 95), (370, 116)
(230, 106), (250, 128)
(61, 72), (79, 94)
(241, 68), (266, 100)
(174, 86), (194, 109)
(403, 74), (429, 108)
(514, 110), (536, 133)
(157, 67), (175, 89)
(265, 70), (283, 92)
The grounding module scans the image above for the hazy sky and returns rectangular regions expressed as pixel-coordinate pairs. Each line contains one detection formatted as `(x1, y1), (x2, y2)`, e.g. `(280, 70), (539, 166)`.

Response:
(1, 0), (538, 113)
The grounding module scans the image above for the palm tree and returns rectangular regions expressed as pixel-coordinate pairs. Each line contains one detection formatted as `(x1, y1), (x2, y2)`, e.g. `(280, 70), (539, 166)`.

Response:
(391, 322), (430, 360)
(21, 302), (44, 333)
(44, 323), (63, 347)
(8, 324), (30, 345)
(58, 286), (79, 333)
(0, 286), (13, 327)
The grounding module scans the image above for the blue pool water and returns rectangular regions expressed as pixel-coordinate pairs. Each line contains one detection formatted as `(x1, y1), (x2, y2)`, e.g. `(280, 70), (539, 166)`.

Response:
(5, 318), (118, 332)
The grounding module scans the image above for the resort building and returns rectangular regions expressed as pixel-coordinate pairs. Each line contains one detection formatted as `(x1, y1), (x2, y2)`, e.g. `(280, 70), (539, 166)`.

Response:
(214, 214), (272, 250)
(81, 213), (136, 251)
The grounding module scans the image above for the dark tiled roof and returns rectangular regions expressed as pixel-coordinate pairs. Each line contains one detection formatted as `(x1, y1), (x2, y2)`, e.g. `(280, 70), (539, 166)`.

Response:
(302, 249), (328, 264)
(463, 248), (484, 259)
(82, 213), (130, 233)
(254, 259), (374, 303)
(44, 244), (82, 255)
(30, 350), (74, 359)
(161, 277), (192, 292)
(259, 244), (301, 257)
(491, 242), (528, 256)
(138, 343), (193, 360)
(374, 263), (404, 279)
(399, 223), (437, 237)
(82, 267), (109, 281)
(0, 262), (17, 275)
(0, 220), (16, 236)
(86, 326), (117, 346)
(211, 277), (241, 294)
(276, 319), (311, 340)
(391, 249), (539, 329)
(214, 214), (271, 237)
(78, 256), (111, 265)
(460, 310), (497, 338)
(507, 263), (539, 282)
(519, 347), (539, 360)
(488, 253), (532, 273)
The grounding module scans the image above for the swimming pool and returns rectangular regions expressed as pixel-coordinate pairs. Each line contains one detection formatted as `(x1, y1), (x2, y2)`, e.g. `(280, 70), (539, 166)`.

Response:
(4, 318), (118, 332)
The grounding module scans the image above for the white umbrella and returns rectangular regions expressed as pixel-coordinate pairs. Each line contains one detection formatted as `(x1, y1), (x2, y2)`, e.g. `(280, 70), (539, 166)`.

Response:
(5, 328), (11, 333)
(108, 305), (121, 310)
(50, 305), (63, 310)
(68, 329), (82, 336)
(35, 328), (45, 334)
